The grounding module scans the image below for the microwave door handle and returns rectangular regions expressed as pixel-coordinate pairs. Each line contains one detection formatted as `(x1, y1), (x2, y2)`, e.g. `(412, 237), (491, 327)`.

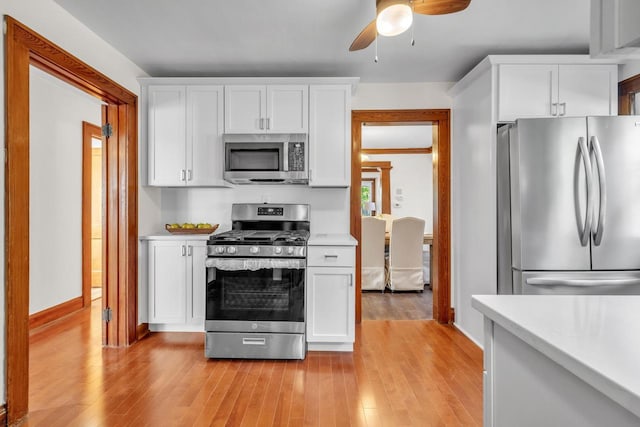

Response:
(283, 141), (289, 172)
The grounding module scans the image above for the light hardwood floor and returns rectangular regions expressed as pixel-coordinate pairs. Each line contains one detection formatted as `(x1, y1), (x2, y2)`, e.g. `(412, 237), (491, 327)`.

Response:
(362, 288), (433, 320)
(27, 299), (482, 426)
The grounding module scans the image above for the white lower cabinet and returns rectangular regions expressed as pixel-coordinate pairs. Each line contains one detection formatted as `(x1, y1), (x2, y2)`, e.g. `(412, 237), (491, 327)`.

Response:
(148, 239), (206, 330)
(306, 245), (355, 351)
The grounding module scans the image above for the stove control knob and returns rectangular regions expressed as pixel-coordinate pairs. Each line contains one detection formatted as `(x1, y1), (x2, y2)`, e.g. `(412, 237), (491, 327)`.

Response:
(287, 247), (294, 255)
(274, 247), (283, 254)
(249, 246), (259, 254)
(226, 246), (236, 254)
(215, 246), (225, 254)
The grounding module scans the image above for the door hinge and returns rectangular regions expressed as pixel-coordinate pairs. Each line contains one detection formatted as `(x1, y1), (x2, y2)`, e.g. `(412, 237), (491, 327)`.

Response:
(101, 123), (113, 138)
(102, 307), (113, 322)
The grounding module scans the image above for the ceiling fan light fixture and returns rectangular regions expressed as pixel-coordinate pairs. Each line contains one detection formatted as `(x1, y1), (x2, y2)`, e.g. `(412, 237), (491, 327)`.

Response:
(376, 1), (413, 37)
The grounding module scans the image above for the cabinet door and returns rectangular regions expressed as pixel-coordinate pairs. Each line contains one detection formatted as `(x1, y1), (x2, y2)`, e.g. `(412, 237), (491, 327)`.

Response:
(224, 85), (265, 133)
(186, 241), (207, 326)
(148, 240), (187, 323)
(308, 85), (351, 187)
(186, 85), (225, 186)
(266, 85), (308, 133)
(148, 86), (186, 185)
(306, 267), (354, 343)
(497, 64), (558, 122)
(559, 65), (617, 117)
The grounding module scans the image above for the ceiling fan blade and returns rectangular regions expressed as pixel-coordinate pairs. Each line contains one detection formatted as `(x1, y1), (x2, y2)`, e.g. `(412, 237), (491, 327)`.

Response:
(349, 20), (377, 52)
(413, 0), (471, 15)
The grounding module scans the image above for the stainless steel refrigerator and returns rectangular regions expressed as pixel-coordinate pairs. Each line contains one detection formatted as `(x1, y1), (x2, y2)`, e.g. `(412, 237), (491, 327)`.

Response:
(497, 116), (640, 295)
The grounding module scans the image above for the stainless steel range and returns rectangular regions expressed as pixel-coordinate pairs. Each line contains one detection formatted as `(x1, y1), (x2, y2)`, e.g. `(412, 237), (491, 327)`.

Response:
(204, 203), (309, 359)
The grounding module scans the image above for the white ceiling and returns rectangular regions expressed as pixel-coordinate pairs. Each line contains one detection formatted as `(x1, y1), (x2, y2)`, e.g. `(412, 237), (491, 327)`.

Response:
(53, 0), (590, 82)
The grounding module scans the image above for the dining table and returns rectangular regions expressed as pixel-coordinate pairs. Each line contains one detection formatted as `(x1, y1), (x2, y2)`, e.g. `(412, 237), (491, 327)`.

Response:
(384, 232), (433, 246)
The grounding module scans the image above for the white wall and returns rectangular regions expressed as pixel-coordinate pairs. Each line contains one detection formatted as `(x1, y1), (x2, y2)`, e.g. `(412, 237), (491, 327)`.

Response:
(366, 154), (433, 233)
(0, 0), (148, 405)
(159, 186), (350, 235)
(29, 67), (103, 314)
(352, 82), (453, 109)
(451, 68), (498, 348)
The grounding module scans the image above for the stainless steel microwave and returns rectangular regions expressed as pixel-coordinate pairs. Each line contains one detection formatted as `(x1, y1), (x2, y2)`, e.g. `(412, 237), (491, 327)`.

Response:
(223, 134), (308, 184)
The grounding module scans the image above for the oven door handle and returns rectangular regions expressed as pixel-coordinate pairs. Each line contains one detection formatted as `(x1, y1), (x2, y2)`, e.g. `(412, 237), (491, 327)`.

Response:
(205, 257), (306, 270)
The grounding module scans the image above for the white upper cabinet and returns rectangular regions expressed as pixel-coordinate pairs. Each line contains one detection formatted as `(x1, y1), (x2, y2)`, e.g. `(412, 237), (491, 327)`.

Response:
(497, 63), (617, 122)
(147, 84), (225, 186)
(591, 0), (640, 58)
(558, 65), (616, 117)
(186, 86), (225, 186)
(148, 85), (186, 186)
(308, 85), (351, 187)
(224, 85), (308, 133)
(224, 85), (264, 133)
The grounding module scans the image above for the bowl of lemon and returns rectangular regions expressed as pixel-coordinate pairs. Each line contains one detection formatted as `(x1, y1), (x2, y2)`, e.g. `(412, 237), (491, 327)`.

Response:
(165, 222), (219, 235)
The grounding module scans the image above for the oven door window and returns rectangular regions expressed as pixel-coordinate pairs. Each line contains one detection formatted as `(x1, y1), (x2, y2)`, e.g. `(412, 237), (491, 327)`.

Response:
(207, 266), (304, 322)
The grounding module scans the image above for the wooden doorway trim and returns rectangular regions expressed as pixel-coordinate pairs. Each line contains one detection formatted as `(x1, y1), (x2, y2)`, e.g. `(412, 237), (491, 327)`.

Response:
(5, 16), (138, 423)
(351, 110), (451, 324)
(362, 161), (392, 214)
(82, 121), (103, 308)
(619, 73), (640, 115)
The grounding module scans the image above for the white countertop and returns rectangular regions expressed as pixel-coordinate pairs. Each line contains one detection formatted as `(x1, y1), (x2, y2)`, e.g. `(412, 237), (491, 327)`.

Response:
(308, 233), (357, 246)
(472, 295), (640, 419)
(139, 232), (214, 241)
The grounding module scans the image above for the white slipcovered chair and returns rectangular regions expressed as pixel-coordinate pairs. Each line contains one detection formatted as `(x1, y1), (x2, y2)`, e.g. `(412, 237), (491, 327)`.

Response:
(361, 216), (386, 291)
(387, 217), (426, 291)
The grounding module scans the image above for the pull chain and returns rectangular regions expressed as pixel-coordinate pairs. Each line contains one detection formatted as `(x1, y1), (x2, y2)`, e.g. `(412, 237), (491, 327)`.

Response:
(374, 35), (379, 63)
(410, 1), (415, 46)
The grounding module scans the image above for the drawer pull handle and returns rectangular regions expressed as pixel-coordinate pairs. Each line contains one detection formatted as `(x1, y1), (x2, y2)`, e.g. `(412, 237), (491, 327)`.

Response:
(243, 338), (266, 346)
(324, 254), (339, 259)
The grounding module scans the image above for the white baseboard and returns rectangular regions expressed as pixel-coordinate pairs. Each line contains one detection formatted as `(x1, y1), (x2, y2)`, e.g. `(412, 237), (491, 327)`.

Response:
(307, 342), (353, 352)
(453, 321), (484, 350)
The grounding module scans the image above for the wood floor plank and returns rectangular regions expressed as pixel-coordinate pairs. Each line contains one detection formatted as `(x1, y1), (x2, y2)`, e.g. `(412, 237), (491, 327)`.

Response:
(27, 299), (483, 426)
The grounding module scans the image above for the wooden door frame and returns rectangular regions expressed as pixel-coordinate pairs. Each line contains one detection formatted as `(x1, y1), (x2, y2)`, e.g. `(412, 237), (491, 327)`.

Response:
(362, 161), (392, 214)
(82, 121), (104, 308)
(5, 16), (139, 423)
(351, 110), (451, 324)
(619, 73), (640, 115)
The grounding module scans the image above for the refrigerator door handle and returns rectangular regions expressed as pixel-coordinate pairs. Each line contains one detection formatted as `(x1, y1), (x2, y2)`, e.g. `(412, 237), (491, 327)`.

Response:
(578, 137), (594, 247)
(590, 136), (606, 246)
(527, 277), (640, 287)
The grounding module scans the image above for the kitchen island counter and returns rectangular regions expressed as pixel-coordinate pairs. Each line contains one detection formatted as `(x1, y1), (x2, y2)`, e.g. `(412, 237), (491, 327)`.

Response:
(473, 295), (640, 425)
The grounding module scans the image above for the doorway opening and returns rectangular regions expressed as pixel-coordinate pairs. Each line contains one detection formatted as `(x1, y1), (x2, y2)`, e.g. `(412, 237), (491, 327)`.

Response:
(351, 110), (451, 324)
(5, 16), (139, 423)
